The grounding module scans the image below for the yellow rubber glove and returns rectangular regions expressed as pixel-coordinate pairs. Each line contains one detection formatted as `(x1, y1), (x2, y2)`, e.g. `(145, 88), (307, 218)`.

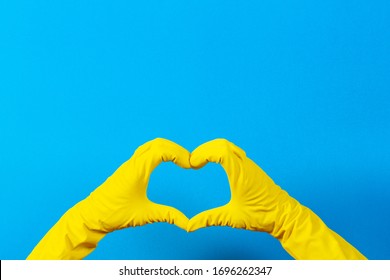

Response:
(27, 138), (191, 260)
(188, 139), (367, 260)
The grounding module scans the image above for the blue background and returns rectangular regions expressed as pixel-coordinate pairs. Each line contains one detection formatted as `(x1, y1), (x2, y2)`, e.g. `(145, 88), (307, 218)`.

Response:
(1, 1), (389, 260)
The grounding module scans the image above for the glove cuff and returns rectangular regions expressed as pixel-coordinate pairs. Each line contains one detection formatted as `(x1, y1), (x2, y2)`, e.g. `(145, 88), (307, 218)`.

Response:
(269, 191), (366, 259)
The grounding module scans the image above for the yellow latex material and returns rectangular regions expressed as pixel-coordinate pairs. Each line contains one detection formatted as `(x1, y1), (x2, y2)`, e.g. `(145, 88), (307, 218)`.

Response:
(187, 139), (367, 260)
(27, 138), (191, 260)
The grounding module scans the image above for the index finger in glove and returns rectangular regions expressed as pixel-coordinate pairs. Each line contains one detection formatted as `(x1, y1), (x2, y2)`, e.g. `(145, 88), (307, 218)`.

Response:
(134, 138), (191, 171)
(190, 139), (246, 184)
(190, 139), (246, 167)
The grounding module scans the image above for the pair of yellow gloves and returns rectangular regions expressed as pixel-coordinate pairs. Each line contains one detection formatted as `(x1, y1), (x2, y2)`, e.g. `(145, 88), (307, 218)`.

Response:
(27, 138), (366, 260)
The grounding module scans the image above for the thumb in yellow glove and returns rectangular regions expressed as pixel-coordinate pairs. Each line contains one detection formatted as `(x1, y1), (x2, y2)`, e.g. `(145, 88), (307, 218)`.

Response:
(27, 138), (191, 260)
(188, 139), (367, 260)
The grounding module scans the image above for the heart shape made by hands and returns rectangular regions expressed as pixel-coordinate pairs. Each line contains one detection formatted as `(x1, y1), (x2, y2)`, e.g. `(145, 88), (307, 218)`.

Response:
(28, 138), (367, 261)
(143, 138), (285, 234)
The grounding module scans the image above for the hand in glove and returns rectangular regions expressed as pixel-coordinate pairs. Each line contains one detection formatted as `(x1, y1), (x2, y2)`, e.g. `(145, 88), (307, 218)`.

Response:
(187, 139), (366, 260)
(27, 138), (191, 260)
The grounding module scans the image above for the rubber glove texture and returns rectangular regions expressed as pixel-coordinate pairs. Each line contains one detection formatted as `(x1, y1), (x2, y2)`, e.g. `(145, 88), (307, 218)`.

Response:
(27, 138), (191, 260)
(187, 139), (367, 260)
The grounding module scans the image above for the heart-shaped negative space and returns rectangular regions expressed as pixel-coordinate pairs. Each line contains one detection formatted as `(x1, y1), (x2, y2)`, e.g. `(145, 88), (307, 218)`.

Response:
(147, 161), (231, 219)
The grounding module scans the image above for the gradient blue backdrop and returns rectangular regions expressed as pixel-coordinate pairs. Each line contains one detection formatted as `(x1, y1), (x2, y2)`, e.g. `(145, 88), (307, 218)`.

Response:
(1, 1), (389, 260)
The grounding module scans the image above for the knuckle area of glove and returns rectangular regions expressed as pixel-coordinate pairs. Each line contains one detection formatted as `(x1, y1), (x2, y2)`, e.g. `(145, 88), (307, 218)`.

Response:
(149, 138), (167, 150)
(150, 138), (175, 155)
(212, 139), (234, 160)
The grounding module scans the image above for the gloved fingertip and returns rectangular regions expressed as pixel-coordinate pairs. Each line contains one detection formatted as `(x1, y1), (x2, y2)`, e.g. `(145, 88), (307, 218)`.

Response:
(186, 221), (202, 232)
(173, 216), (190, 231)
(187, 214), (209, 232)
(174, 153), (191, 169)
(189, 153), (208, 169)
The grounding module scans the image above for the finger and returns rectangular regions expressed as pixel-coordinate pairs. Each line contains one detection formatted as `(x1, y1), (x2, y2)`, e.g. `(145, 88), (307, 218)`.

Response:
(139, 138), (191, 170)
(187, 205), (230, 232)
(190, 139), (247, 193)
(156, 138), (192, 169)
(190, 139), (246, 169)
(147, 202), (189, 231)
